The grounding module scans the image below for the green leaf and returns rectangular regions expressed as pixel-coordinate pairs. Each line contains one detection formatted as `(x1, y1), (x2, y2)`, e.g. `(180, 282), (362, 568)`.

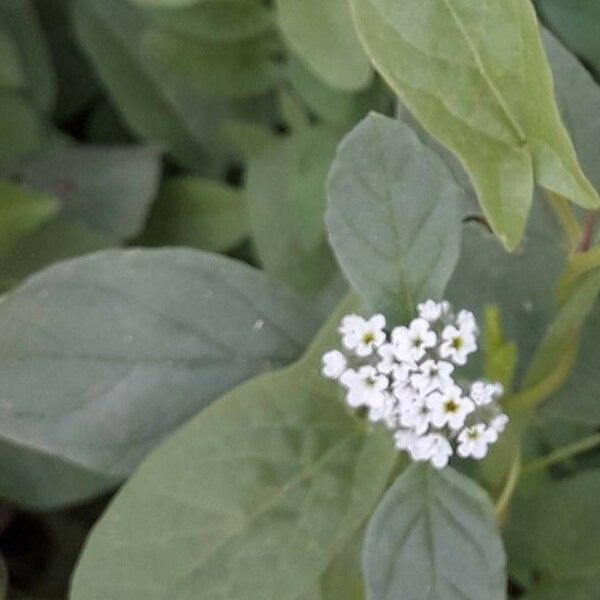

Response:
(363, 464), (506, 600)
(73, 0), (276, 174)
(350, 0), (599, 250)
(70, 296), (395, 600)
(543, 28), (600, 197)
(128, 0), (206, 8)
(0, 145), (161, 240)
(505, 470), (600, 591)
(0, 94), (46, 159)
(276, 0), (372, 92)
(141, 27), (279, 99)
(522, 578), (600, 600)
(320, 531), (365, 600)
(538, 0), (600, 74)
(139, 177), (249, 252)
(0, 180), (58, 255)
(0, 249), (320, 508)
(483, 305), (517, 390)
(243, 124), (343, 302)
(0, 29), (25, 89)
(0, 0), (55, 113)
(327, 113), (462, 324)
(0, 219), (114, 292)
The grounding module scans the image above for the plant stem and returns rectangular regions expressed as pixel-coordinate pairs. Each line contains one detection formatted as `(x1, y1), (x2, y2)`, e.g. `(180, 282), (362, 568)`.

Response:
(522, 432), (600, 475)
(546, 192), (582, 250)
(576, 211), (599, 253)
(494, 448), (521, 527)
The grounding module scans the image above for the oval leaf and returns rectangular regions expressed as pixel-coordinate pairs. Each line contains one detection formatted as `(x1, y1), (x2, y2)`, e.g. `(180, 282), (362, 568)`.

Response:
(363, 464), (506, 600)
(327, 113), (462, 324)
(0, 249), (319, 508)
(350, 0), (599, 250)
(70, 298), (395, 600)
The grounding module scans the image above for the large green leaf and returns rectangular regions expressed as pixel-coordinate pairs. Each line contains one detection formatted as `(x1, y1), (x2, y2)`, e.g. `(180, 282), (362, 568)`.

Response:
(0, 249), (320, 508)
(72, 0), (275, 173)
(0, 145), (161, 240)
(505, 471), (600, 593)
(241, 123), (343, 302)
(350, 0), (599, 250)
(70, 296), (395, 600)
(0, 180), (58, 255)
(0, 0), (55, 113)
(276, 0), (372, 92)
(363, 464), (506, 600)
(538, 0), (600, 74)
(0, 94), (46, 159)
(327, 113), (462, 324)
(139, 177), (249, 252)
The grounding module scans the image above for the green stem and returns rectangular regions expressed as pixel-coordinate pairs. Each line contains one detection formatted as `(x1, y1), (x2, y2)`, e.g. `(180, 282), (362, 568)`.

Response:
(494, 447), (522, 527)
(522, 433), (600, 475)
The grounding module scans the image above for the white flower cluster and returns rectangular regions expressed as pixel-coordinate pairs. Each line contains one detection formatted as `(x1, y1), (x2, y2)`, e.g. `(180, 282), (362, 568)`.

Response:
(321, 300), (509, 469)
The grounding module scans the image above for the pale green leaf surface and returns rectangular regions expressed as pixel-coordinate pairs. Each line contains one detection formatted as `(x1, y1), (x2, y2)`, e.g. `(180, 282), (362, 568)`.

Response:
(363, 464), (506, 600)
(0, 145), (161, 240)
(327, 113), (462, 324)
(276, 0), (372, 91)
(70, 295), (396, 600)
(0, 180), (58, 255)
(351, 0), (599, 249)
(140, 177), (249, 252)
(0, 249), (320, 508)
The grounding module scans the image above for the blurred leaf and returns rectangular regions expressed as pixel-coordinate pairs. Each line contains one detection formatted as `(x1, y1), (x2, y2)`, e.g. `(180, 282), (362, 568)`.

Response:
(522, 578), (600, 600)
(0, 180), (58, 255)
(351, 0), (599, 250)
(70, 296), (396, 600)
(0, 555), (6, 599)
(0, 219), (114, 292)
(0, 145), (162, 240)
(0, 30), (25, 89)
(73, 0), (276, 174)
(289, 59), (392, 129)
(0, 94), (46, 159)
(242, 124), (342, 301)
(538, 0), (600, 74)
(483, 306), (517, 390)
(276, 0), (372, 92)
(0, 249), (320, 508)
(150, 0), (273, 43)
(446, 203), (566, 378)
(506, 471), (600, 592)
(327, 113), (462, 324)
(129, 0), (206, 8)
(33, 0), (100, 121)
(142, 27), (279, 98)
(363, 464), (506, 600)
(140, 177), (249, 252)
(543, 28), (600, 197)
(320, 531), (364, 600)
(0, 0), (55, 113)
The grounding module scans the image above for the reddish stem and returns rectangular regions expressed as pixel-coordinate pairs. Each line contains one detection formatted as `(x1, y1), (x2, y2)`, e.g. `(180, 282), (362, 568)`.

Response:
(576, 211), (599, 253)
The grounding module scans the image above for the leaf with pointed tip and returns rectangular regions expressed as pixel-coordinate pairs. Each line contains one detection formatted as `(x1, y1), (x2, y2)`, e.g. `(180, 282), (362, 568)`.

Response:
(363, 464), (506, 600)
(0, 249), (320, 509)
(350, 0), (599, 250)
(327, 113), (462, 324)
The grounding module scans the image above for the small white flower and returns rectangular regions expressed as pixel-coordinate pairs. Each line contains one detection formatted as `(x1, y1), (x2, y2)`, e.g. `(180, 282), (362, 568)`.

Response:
(439, 325), (477, 365)
(340, 366), (389, 408)
(456, 309), (479, 336)
(393, 429), (420, 453)
(411, 359), (454, 394)
(376, 343), (411, 380)
(427, 385), (475, 430)
(489, 413), (509, 436)
(413, 434), (453, 469)
(400, 395), (432, 435)
(321, 350), (347, 379)
(393, 318), (437, 362)
(470, 381), (503, 406)
(457, 424), (497, 459)
(417, 300), (443, 322)
(340, 314), (386, 357)
(392, 378), (418, 404)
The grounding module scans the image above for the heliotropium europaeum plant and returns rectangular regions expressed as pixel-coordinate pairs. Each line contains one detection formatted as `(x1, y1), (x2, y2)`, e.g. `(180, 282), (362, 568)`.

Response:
(2, 0), (600, 599)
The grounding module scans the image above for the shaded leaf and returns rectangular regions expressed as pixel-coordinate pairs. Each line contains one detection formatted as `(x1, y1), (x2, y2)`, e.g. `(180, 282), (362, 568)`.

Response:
(140, 177), (249, 252)
(70, 296), (395, 600)
(1, 145), (161, 240)
(276, 0), (372, 92)
(0, 249), (320, 508)
(0, 94), (46, 159)
(327, 113), (462, 324)
(351, 0), (599, 249)
(363, 464), (506, 600)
